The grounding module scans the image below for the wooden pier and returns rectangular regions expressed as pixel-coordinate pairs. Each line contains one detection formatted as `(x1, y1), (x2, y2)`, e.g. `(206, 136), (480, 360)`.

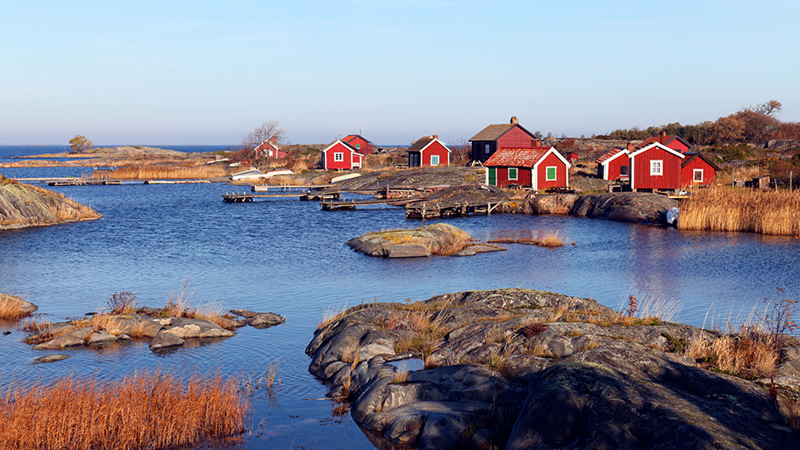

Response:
(222, 191), (342, 203)
(319, 197), (422, 211)
(404, 201), (503, 219)
(48, 179), (122, 186)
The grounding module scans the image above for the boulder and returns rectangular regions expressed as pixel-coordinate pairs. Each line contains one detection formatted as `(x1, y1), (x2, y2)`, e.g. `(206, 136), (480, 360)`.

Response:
(249, 312), (285, 329)
(33, 326), (94, 350)
(160, 318), (235, 339)
(33, 354), (71, 364)
(347, 223), (472, 258)
(150, 332), (185, 350)
(451, 244), (505, 257)
(0, 294), (38, 317)
(85, 330), (118, 345)
(570, 192), (678, 224)
(101, 315), (162, 338)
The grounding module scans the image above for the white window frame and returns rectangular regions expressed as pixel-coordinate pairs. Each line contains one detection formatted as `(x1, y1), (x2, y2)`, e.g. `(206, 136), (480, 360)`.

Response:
(650, 160), (663, 176)
(545, 166), (557, 181)
(508, 167), (518, 181)
(430, 155), (440, 166)
(693, 169), (703, 182)
(333, 152), (344, 162)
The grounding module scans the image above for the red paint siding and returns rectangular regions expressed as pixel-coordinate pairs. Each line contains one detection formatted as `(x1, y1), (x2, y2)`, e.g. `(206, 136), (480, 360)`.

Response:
(345, 136), (372, 155)
(603, 153), (630, 180)
(497, 127), (537, 148)
(322, 142), (360, 170)
(535, 152), (568, 190)
(631, 147), (682, 190)
(681, 158), (716, 187)
(421, 141), (450, 166)
(667, 140), (690, 154)
(494, 167), (532, 187)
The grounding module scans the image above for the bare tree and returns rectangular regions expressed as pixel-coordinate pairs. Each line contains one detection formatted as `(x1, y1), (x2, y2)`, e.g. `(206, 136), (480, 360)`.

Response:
(241, 121), (287, 148)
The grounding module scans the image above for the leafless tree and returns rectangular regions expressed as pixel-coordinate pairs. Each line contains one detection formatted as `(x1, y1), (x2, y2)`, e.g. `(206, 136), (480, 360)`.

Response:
(241, 121), (287, 149)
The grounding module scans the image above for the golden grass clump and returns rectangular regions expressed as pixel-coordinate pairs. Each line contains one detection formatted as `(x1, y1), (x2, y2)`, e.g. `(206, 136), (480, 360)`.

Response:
(687, 325), (778, 379)
(678, 186), (800, 237)
(0, 294), (31, 321)
(0, 371), (249, 449)
(317, 304), (350, 330)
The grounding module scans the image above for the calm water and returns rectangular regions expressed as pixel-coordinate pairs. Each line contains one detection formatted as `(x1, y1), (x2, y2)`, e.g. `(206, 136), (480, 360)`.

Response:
(2, 158), (800, 448)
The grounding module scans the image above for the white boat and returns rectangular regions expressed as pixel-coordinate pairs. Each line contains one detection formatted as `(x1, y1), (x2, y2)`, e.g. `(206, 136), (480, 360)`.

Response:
(230, 168), (264, 181)
(263, 169), (294, 178)
(331, 173), (361, 183)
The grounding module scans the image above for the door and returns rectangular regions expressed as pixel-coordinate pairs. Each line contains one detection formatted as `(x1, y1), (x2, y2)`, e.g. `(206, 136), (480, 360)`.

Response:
(488, 167), (497, 186)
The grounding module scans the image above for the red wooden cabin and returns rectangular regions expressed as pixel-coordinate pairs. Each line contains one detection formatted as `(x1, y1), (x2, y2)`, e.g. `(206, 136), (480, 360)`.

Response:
(321, 140), (364, 170)
(681, 153), (719, 188)
(469, 116), (541, 162)
(255, 137), (287, 159)
(640, 131), (692, 154)
(407, 135), (451, 167)
(342, 134), (373, 155)
(596, 143), (633, 181)
(629, 142), (685, 191)
(484, 147), (571, 190)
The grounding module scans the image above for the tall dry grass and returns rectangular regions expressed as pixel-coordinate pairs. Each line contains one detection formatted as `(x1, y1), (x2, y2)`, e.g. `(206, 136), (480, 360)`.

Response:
(686, 325), (778, 379)
(93, 164), (228, 180)
(678, 186), (800, 237)
(0, 294), (30, 321)
(0, 371), (249, 449)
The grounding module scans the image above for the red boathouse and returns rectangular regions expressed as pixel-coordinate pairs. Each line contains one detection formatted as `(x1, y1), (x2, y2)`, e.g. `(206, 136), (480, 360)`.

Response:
(321, 140), (364, 170)
(681, 153), (719, 188)
(469, 117), (541, 162)
(483, 147), (571, 190)
(629, 142), (685, 192)
(407, 135), (451, 167)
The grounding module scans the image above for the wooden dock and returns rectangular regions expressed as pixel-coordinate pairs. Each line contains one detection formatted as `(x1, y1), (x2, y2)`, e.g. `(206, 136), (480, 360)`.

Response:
(222, 191), (342, 203)
(319, 197), (421, 211)
(404, 201), (503, 219)
(48, 179), (122, 186)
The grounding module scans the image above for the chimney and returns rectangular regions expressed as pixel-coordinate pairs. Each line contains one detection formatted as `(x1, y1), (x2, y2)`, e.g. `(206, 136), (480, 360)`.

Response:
(433, 134), (438, 140)
(627, 142), (635, 152)
(532, 139), (541, 147)
(659, 130), (666, 144)
(271, 136), (276, 143)
(510, 116), (519, 124)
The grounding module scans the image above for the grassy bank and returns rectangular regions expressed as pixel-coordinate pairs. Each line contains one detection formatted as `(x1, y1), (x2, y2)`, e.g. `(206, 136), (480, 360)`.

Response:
(678, 187), (800, 237)
(0, 371), (248, 449)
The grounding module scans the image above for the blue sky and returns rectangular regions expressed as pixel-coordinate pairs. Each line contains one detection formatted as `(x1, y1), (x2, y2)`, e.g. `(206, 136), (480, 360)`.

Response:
(2, 0), (798, 145)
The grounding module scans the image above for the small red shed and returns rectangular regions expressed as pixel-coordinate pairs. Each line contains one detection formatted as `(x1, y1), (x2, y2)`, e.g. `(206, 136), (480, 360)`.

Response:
(255, 137), (288, 160)
(484, 147), (571, 190)
(596, 143), (633, 181)
(629, 142), (685, 191)
(640, 131), (692, 154)
(469, 116), (541, 162)
(565, 152), (579, 163)
(321, 140), (364, 170)
(407, 135), (451, 167)
(681, 153), (719, 188)
(342, 134), (373, 155)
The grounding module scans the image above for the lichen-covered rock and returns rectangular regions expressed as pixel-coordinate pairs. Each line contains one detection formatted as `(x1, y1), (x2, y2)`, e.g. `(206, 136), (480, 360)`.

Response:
(33, 354), (71, 364)
(346, 223), (472, 258)
(307, 289), (800, 449)
(101, 315), (162, 337)
(33, 326), (94, 350)
(229, 310), (284, 328)
(160, 318), (235, 339)
(150, 331), (185, 350)
(0, 177), (103, 230)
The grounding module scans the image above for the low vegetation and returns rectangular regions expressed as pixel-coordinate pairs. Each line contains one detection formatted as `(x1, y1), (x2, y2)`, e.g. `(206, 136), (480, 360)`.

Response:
(92, 164), (228, 180)
(488, 231), (565, 248)
(678, 186), (800, 237)
(0, 371), (248, 449)
(0, 294), (32, 321)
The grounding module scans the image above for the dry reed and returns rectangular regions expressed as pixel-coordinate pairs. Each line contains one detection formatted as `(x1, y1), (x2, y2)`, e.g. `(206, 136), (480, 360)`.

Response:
(678, 186), (800, 237)
(93, 164), (228, 180)
(317, 304), (350, 330)
(0, 370), (249, 449)
(687, 325), (778, 379)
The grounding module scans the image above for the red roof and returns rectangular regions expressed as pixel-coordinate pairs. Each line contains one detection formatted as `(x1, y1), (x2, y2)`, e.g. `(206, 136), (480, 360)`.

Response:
(639, 134), (691, 150)
(596, 147), (628, 164)
(483, 147), (551, 167)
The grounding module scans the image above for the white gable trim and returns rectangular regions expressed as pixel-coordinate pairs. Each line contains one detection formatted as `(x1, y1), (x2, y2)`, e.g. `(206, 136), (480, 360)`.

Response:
(600, 149), (630, 167)
(531, 147), (571, 190)
(629, 142), (685, 160)
(418, 138), (452, 155)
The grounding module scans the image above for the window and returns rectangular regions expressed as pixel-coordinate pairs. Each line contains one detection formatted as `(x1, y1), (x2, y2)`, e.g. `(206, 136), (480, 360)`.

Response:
(620, 165), (629, 176)
(546, 166), (557, 181)
(693, 169), (703, 182)
(430, 155), (440, 166)
(508, 168), (518, 180)
(355, 144), (361, 149)
(650, 160), (663, 176)
(334, 152), (344, 162)
(484, 144), (490, 155)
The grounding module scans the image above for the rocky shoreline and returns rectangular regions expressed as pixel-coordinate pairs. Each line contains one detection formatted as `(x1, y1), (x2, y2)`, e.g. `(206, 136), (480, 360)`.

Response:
(306, 289), (800, 449)
(0, 177), (103, 229)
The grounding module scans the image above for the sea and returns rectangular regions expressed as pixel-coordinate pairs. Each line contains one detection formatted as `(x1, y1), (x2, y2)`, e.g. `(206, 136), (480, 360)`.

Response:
(1, 145), (800, 449)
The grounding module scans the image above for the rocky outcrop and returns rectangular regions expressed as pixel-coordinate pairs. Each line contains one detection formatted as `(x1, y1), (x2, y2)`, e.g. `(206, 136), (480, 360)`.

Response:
(0, 294), (38, 318)
(0, 177), (103, 230)
(347, 223), (474, 258)
(229, 309), (286, 329)
(307, 289), (800, 449)
(500, 192), (678, 225)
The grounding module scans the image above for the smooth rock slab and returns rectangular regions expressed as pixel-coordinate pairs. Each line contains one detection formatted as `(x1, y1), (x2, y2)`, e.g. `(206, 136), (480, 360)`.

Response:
(160, 318), (235, 339)
(33, 354), (71, 364)
(150, 332), (185, 350)
(33, 326), (94, 350)
(86, 330), (118, 345)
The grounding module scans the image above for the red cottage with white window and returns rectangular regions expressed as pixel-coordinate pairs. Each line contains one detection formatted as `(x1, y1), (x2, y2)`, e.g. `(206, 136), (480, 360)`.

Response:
(640, 131), (692, 154)
(596, 144), (633, 181)
(681, 153), (719, 188)
(255, 137), (288, 160)
(483, 147), (570, 190)
(469, 116), (541, 162)
(629, 142), (685, 191)
(342, 134), (373, 155)
(321, 140), (364, 170)
(407, 135), (451, 167)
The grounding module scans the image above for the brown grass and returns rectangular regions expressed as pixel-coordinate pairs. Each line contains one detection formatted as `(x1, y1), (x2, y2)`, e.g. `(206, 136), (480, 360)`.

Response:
(164, 279), (195, 317)
(678, 186), (800, 237)
(317, 304), (350, 330)
(0, 371), (248, 449)
(93, 164), (228, 180)
(0, 294), (30, 321)
(687, 325), (778, 379)
(487, 231), (565, 248)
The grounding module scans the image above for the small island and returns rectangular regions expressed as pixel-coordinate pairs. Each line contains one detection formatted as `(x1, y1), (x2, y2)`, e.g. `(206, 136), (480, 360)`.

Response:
(0, 176), (102, 230)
